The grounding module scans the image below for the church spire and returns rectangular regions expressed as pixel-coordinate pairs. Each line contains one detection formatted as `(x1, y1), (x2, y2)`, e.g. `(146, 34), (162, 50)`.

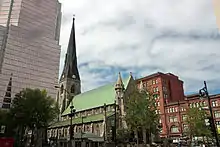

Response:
(2, 73), (13, 109)
(115, 72), (124, 91)
(60, 16), (80, 81)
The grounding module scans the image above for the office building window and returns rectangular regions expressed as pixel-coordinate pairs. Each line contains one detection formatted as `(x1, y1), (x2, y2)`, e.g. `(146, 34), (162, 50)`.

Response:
(170, 108), (172, 112)
(175, 107), (178, 112)
(212, 101), (218, 107)
(181, 107), (186, 112)
(154, 87), (159, 92)
(157, 101), (160, 106)
(153, 94), (159, 99)
(214, 111), (220, 118)
(182, 114), (187, 121)
(216, 121), (220, 129)
(158, 109), (161, 114)
(164, 94), (168, 98)
(183, 124), (188, 132)
(163, 86), (167, 91)
(152, 80), (156, 85)
(169, 116), (178, 122)
(170, 126), (179, 133)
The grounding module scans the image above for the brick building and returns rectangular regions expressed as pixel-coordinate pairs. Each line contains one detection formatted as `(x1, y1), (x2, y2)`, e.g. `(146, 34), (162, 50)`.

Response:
(137, 72), (185, 137)
(137, 72), (220, 138)
(164, 94), (220, 138)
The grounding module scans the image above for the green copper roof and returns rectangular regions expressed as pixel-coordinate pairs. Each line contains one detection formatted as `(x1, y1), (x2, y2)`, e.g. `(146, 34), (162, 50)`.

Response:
(49, 112), (114, 128)
(62, 75), (131, 116)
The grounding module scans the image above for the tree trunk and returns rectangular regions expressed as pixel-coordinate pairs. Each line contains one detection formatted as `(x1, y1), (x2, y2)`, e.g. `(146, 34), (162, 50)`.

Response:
(142, 129), (147, 145)
(30, 128), (35, 147)
(135, 129), (139, 146)
(189, 134), (192, 147)
(205, 136), (210, 147)
(35, 129), (43, 147)
(149, 128), (152, 145)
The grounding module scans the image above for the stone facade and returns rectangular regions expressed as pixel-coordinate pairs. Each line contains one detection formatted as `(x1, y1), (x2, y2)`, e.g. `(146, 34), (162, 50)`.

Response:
(47, 71), (135, 147)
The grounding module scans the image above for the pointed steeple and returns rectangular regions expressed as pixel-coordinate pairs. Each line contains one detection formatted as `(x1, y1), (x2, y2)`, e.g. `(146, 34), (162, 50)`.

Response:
(2, 73), (13, 109)
(115, 72), (124, 91)
(60, 16), (80, 81)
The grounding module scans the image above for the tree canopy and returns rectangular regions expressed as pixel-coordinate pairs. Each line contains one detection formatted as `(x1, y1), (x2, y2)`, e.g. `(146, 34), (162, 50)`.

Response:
(10, 88), (59, 129)
(124, 86), (159, 144)
(185, 107), (211, 137)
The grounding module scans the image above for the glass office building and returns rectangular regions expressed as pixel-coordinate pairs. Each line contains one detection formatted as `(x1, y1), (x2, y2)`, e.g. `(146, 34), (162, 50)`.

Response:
(0, 0), (62, 108)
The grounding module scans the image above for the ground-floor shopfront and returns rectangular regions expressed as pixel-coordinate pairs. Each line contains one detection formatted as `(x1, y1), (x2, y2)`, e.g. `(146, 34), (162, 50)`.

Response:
(49, 132), (104, 147)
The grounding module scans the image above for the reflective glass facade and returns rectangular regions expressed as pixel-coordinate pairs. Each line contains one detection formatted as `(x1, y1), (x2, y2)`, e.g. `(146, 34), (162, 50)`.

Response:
(0, 0), (61, 107)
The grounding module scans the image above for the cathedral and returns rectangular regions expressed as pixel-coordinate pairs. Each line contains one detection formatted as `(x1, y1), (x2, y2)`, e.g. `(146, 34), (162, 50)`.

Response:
(47, 17), (135, 146)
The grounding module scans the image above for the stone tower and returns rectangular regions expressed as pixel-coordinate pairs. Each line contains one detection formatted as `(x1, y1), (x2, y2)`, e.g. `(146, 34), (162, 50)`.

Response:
(57, 17), (81, 113)
(114, 72), (125, 128)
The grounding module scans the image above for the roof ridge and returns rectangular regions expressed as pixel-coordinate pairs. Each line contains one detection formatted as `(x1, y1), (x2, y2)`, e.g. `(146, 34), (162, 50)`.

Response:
(78, 76), (130, 96)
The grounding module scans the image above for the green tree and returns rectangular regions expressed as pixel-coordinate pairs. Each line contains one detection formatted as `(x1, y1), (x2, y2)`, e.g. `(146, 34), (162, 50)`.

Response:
(9, 88), (59, 146)
(186, 107), (211, 144)
(0, 109), (8, 125)
(125, 87), (159, 145)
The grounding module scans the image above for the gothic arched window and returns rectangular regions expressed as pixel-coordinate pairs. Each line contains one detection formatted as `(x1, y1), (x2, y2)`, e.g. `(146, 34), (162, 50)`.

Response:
(86, 126), (90, 132)
(91, 125), (94, 133)
(71, 85), (75, 93)
(60, 85), (64, 94)
(96, 124), (100, 136)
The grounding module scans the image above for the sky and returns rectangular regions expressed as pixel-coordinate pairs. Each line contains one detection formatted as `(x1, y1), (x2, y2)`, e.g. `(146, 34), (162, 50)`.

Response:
(58, 0), (220, 95)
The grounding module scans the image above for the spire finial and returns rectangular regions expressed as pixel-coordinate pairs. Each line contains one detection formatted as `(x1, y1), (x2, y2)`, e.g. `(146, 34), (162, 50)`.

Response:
(73, 14), (75, 20)
(116, 72), (123, 85)
(130, 72), (132, 76)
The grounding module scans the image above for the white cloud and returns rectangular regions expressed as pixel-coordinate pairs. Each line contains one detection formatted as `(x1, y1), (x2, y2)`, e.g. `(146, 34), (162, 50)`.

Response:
(58, 0), (220, 94)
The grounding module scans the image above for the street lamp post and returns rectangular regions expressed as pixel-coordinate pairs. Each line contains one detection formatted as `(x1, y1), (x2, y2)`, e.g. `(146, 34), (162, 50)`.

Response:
(55, 86), (76, 147)
(69, 104), (76, 145)
(81, 116), (86, 142)
(199, 81), (219, 146)
(114, 100), (117, 147)
(104, 103), (107, 143)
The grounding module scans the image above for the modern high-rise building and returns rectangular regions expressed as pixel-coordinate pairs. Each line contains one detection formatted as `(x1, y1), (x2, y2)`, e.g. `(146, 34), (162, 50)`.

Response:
(0, 0), (62, 108)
